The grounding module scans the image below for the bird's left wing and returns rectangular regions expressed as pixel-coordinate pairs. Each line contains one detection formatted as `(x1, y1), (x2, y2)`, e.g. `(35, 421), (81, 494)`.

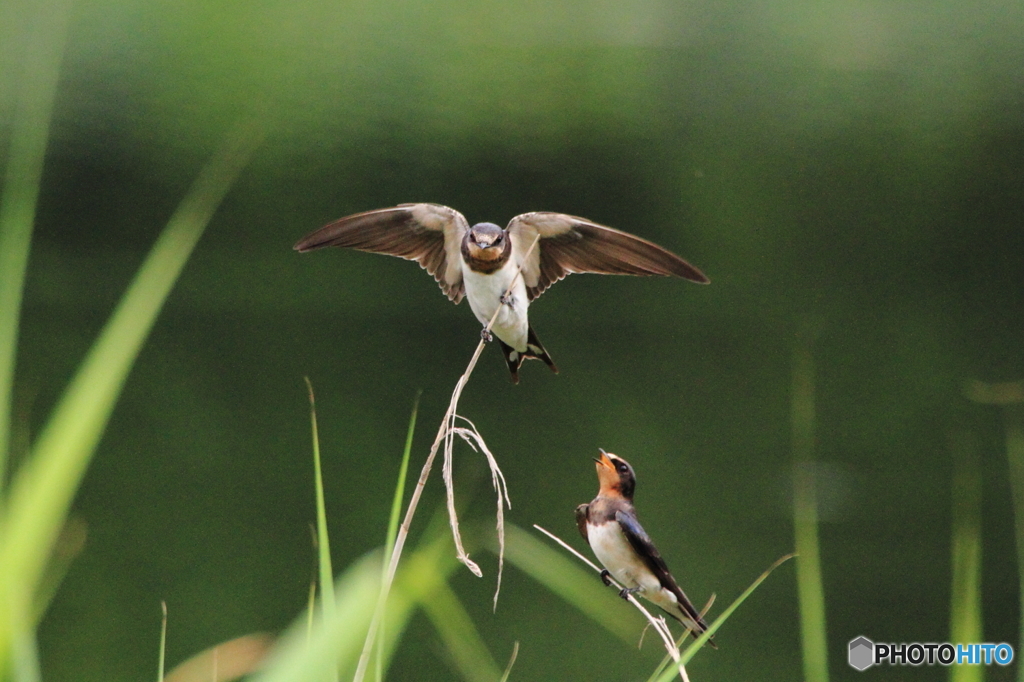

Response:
(506, 212), (709, 301)
(294, 203), (468, 303)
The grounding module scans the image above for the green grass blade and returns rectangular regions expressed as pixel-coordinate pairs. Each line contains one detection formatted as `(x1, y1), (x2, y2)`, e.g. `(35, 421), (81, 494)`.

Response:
(522, 516), (790, 681)
(645, 631), (688, 682)
(251, 552), (384, 682)
(375, 519), (461, 677)
(964, 381), (1024, 682)
(304, 377), (337, 682)
(376, 391), (420, 682)
(648, 554), (795, 682)
(949, 431), (982, 682)
(304, 378), (336, 616)
(420, 581), (502, 682)
(254, 522), (460, 682)
(388, 518), (489, 680)
(305, 574), (317, 646)
(29, 518), (86, 625)
(791, 343), (829, 682)
(503, 524), (640, 643)
(0, 0), (73, 488)
(10, 629), (40, 682)
(1005, 412), (1024, 682)
(386, 391), (421, 568)
(0, 118), (264, 665)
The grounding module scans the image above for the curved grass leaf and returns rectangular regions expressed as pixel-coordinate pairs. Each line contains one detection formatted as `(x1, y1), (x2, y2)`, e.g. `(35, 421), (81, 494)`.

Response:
(0, 118), (264, 670)
(648, 554), (795, 682)
(251, 524), (464, 682)
(0, 0), (73, 484)
(503, 523), (641, 643)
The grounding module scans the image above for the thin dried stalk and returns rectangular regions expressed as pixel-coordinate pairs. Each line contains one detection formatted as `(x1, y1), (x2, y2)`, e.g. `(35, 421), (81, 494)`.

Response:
(498, 641), (520, 682)
(352, 235), (541, 682)
(533, 525), (689, 681)
(448, 421), (512, 609)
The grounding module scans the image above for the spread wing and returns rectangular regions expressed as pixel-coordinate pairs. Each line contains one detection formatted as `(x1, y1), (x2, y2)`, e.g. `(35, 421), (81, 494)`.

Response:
(294, 203), (468, 303)
(506, 212), (710, 301)
(575, 503), (591, 544)
(614, 509), (706, 628)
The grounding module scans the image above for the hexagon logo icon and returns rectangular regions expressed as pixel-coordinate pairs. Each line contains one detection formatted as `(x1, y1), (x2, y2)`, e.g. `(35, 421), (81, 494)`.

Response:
(849, 636), (874, 671)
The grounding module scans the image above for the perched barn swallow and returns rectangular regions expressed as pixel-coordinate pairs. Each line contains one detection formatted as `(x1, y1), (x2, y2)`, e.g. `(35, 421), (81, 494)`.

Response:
(576, 450), (714, 646)
(294, 203), (708, 383)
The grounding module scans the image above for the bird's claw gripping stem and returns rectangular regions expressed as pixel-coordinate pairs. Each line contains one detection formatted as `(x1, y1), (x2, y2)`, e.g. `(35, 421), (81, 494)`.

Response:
(618, 586), (641, 601)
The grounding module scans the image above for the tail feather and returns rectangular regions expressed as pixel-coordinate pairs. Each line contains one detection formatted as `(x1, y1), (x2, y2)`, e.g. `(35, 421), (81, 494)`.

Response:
(666, 599), (716, 649)
(497, 326), (558, 384)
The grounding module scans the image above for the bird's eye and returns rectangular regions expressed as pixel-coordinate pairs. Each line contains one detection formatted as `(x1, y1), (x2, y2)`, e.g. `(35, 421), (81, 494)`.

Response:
(617, 464), (628, 473)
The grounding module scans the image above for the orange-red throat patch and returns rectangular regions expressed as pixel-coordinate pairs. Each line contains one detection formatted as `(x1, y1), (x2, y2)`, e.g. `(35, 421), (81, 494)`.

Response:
(595, 451), (622, 497)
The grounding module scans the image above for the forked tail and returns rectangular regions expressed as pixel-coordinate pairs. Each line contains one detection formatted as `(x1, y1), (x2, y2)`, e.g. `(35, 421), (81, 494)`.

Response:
(497, 325), (558, 384)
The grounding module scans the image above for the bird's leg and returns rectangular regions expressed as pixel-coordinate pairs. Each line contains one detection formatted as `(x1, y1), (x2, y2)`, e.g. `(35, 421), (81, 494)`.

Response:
(480, 328), (493, 342)
(599, 569), (612, 586)
(618, 586), (641, 601)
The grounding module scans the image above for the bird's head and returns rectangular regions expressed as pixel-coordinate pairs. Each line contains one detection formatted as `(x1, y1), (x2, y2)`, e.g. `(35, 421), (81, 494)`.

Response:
(463, 222), (509, 263)
(594, 449), (636, 500)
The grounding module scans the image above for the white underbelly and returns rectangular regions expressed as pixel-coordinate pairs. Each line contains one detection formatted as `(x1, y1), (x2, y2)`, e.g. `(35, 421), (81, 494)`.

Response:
(588, 522), (663, 595)
(463, 263), (529, 351)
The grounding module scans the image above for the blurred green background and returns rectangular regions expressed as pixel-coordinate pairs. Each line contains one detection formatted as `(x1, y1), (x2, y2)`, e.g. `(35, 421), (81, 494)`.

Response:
(3, 0), (1023, 679)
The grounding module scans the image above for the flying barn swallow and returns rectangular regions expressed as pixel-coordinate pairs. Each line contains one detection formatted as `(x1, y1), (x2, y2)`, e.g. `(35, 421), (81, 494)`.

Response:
(294, 203), (708, 383)
(576, 450), (714, 646)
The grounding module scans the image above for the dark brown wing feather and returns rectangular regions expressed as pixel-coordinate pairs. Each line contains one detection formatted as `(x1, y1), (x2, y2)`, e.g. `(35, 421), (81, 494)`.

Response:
(575, 504), (590, 544)
(294, 203), (467, 303)
(507, 212), (709, 301)
(614, 509), (707, 630)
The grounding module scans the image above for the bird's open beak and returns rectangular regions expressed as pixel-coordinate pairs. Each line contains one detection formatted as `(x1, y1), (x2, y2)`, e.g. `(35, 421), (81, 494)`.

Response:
(594, 450), (614, 469)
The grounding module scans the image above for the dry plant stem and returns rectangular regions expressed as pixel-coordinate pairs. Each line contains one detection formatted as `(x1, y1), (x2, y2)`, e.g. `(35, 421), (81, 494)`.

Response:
(158, 601), (168, 682)
(352, 235), (541, 682)
(498, 641), (520, 682)
(448, 422), (511, 610)
(533, 525), (689, 681)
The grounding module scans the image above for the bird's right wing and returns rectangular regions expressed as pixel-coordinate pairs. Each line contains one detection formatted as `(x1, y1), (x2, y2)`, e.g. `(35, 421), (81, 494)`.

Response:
(575, 504), (591, 544)
(294, 203), (468, 303)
